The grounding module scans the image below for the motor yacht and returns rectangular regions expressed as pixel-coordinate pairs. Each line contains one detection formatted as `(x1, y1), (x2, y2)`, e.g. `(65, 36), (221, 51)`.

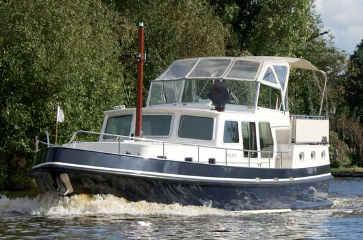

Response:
(32, 56), (332, 210)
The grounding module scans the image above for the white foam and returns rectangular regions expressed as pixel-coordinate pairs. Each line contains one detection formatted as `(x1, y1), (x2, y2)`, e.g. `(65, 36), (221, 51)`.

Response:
(0, 194), (293, 217)
(137, 221), (152, 227)
(0, 194), (228, 217)
(232, 209), (292, 215)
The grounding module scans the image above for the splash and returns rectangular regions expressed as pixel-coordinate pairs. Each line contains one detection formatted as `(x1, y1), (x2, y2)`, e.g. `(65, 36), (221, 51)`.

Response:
(0, 193), (228, 217)
(332, 196), (363, 211)
(0, 194), (292, 217)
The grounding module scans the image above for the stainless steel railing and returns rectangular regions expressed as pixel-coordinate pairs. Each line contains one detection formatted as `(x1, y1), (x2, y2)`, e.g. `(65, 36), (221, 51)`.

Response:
(290, 114), (328, 120)
(65, 130), (291, 168)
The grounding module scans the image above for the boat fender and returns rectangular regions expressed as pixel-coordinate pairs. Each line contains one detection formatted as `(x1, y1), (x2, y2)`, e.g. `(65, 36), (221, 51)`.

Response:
(185, 157), (193, 162)
(208, 158), (216, 164)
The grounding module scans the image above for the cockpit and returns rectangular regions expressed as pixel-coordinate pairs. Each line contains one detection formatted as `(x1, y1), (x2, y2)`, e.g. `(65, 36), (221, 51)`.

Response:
(147, 57), (290, 111)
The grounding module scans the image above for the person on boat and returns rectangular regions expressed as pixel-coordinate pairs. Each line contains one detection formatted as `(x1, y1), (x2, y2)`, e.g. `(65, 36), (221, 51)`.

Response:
(208, 79), (230, 111)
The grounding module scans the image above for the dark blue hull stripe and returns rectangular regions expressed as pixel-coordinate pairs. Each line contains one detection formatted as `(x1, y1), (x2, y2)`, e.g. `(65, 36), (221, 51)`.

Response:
(32, 147), (331, 184)
(33, 161), (332, 185)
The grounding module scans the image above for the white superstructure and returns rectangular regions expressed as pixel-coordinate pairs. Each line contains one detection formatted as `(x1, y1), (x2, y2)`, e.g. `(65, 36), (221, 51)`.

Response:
(68, 57), (330, 170)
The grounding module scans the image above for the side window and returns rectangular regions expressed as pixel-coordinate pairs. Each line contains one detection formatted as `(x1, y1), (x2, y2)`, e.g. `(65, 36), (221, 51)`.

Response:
(259, 122), (274, 158)
(263, 67), (278, 84)
(241, 122), (257, 158)
(273, 65), (288, 89)
(258, 84), (282, 109)
(142, 115), (172, 136)
(178, 115), (214, 140)
(224, 121), (239, 143)
(104, 115), (132, 138)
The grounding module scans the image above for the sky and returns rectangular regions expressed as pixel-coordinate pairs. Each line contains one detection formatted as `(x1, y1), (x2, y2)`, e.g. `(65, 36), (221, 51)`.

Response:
(315, 0), (363, 53)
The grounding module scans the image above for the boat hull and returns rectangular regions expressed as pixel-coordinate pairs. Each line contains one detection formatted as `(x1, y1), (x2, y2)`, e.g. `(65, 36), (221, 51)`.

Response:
(32, 147), (332, 210)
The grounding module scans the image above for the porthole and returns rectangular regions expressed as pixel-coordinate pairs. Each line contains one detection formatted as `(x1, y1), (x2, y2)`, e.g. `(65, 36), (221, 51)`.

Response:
(311, 151), (316, 160)
(299, 152), (304, 161)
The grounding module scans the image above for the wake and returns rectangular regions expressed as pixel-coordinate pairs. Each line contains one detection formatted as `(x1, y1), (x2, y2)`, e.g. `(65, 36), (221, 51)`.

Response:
(0, 193), (293, 217)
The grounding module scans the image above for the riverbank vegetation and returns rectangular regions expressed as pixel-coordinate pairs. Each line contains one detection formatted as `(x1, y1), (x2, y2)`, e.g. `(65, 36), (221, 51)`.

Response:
(0, 0), (362, 190)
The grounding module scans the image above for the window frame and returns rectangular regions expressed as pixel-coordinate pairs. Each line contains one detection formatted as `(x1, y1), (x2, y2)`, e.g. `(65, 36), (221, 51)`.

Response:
(141, 114), (173, 137)
(257, 83), (283, 110)
(241, 121), (258, 158)
(178, 115), (215, 141)
(258, 122), (274, 158)
(223, 120), (240, 144)
(103, 114), (133, 139)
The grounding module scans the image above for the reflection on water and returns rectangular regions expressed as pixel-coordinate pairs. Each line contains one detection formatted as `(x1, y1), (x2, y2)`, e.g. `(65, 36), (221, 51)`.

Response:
(0, 178), (363, 239)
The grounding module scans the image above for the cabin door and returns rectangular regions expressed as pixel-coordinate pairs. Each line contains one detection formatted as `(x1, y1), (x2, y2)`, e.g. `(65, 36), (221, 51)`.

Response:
(258, 122), (274, 168)
(241, 122), (258, 167)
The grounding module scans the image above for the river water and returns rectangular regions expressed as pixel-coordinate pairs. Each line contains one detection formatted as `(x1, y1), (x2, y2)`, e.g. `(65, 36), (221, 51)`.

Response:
(1, 178), (363, 239)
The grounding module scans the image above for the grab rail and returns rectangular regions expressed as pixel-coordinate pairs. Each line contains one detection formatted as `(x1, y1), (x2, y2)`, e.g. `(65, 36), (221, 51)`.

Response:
(290, 115), (328, 120)
(67, 130), (290, 168)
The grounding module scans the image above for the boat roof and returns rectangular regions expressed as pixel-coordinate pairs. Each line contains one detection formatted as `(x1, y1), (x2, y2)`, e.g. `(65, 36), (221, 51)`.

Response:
(240, 56), (319, 71)
(156, 56), (321, 82)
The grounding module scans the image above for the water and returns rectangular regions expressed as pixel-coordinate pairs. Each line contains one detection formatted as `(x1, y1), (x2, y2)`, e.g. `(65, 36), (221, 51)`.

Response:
(1, 178), (363, 239)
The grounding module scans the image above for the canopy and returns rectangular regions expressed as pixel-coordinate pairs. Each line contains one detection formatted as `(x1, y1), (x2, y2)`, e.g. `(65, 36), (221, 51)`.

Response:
(156, 56), (322, 81)
(241, 56), (320, 71)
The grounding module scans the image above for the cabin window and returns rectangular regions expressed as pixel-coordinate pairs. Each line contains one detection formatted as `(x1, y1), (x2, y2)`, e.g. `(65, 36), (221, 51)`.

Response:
(149, 80), (183, 105)
(258, 84), (282, 109)
(226, 61), (259, 80)
(188, 59), (231, 78)
(104, 115), (132, 138)
(259, 122), (274, 158)
(273, 65), (288, 89)
(263, 67), (278, 84)
(182, 79), (213, 103)
(224, 121), (239, 143)
(158, 59), (197, 80)
(182, 79), (257, 107)
(241, 122), (257, 158)
(142, 115), (172, 136)
(178, 115), (214, 140)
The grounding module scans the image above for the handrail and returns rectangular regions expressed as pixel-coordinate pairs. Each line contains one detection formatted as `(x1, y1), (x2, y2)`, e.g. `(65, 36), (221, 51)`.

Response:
(68, 130), (290, 168)
(69, 130), (166, 144)
(290, 115), (328, 120)
(70, 130), (289, 154)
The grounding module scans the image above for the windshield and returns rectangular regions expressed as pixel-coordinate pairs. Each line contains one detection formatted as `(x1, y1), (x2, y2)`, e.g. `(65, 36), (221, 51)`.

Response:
(104, 115), (132, 138)
(148, 80), (183, 105)
(149, 79), (257, 107)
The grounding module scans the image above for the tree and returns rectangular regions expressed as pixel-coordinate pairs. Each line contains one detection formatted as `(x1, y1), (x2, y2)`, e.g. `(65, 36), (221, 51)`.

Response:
(0, 0), (131, 188)
(346, 39), (363, 123)
(115, 0), (227, 93)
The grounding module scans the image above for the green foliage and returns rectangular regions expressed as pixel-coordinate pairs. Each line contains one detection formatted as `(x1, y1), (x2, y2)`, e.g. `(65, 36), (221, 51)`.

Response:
(0, 0), (132, 189)
(0, 0), (129, 148)
(116, 0), (227, 92)
(209, 0), (319, 56)
(334, 117), (363, 166)
(347, 39), (363, 123)
(329, 131), (351, 168)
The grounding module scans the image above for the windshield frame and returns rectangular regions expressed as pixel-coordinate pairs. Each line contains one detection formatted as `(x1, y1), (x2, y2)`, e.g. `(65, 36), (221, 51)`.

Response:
(147, 79), (259, 108)
(157, 58), (262, 81)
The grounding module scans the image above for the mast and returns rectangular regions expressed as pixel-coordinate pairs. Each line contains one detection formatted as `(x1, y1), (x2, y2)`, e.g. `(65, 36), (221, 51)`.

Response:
(135, 22), (145, 136)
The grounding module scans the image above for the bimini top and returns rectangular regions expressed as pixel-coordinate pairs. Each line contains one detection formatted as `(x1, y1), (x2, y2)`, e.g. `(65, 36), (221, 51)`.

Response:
(156, 56), (320, 82)
(149, 56), (326, 112)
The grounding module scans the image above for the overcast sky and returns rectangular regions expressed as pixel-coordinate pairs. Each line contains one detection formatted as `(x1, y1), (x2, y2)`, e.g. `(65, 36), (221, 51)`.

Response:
(315, 0), (363, 53)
